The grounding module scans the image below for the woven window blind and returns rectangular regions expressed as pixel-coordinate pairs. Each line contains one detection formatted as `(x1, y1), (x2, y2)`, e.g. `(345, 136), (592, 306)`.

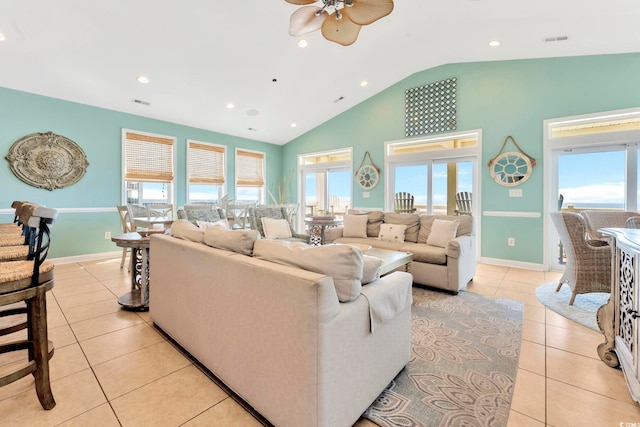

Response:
(124, 131), (174, 182)
(236, 149), (264, 187)
(188, 141), (225, 185)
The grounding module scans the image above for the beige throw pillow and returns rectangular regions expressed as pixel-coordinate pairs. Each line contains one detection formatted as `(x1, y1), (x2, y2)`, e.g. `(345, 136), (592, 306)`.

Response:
(204, 227), (261, 255)
(343, 214), (368, 238)
(261, 217), (292, 239)
(170, 219), (205, 243)
(426, 219), (460, 248)
(378, 223), (407, 243)
(253, 239), (363, 302)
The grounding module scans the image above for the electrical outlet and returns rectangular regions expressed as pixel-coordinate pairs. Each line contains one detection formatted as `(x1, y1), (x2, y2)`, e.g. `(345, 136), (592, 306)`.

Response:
(508, 237), (515, 246)
(104, 231), (111, 240)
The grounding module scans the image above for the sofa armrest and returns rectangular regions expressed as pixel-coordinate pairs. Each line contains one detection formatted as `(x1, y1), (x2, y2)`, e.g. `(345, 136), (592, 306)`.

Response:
(446, 235), (473, 259)
(324, 226), (344, 243)
(292, 231), (310, 242)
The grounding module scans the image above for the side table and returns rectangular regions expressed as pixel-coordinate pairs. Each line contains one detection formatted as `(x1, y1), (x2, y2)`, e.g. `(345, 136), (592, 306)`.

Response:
(304, 217), (343, 245)
(111, 232), (152, 311)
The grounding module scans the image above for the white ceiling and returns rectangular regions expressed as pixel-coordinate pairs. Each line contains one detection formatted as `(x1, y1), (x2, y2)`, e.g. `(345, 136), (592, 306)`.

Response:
(1, 0), (639, 145)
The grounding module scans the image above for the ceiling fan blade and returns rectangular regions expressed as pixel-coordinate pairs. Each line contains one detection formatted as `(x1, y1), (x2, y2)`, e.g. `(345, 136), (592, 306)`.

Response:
(348, 0), (394, 25)
(285, 0), (317, 5)
(321, 12), (361, 46)
(289, 6), (326, 36)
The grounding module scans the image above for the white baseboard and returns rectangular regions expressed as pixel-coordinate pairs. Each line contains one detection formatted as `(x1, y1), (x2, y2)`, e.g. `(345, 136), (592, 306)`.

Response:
(478, 256), (546, 271)
(52, 251), (121, 265)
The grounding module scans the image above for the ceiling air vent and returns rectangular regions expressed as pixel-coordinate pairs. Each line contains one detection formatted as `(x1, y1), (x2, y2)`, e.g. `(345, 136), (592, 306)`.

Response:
(544, 35), (569, 43)
(131, 98), (151, 106)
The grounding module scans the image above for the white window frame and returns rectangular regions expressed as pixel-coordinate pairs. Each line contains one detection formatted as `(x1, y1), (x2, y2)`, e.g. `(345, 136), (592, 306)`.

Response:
(544, 107), (640, 270)
(121, 128), (177, 206)
(186, 139), (227, 204)
(384, 130), (481, 215)
(297, 148), (353, 230)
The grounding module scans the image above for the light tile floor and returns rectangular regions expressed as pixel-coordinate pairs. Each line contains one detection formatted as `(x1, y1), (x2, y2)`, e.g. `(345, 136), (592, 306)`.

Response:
(1, 258), (639, 426)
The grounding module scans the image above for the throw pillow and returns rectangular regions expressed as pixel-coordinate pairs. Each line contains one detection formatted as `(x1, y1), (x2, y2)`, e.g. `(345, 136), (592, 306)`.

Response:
(253, 239), (363, 302)
(362, 255), (383, 285)
(426, 219), (460, 248)
(343, 214), (368, 238)
(378, 223), (407, 243)
(196, 219), (228, 230)
(384, 212), (420, 243)
(170, 219), (204, 243)
(203, 227), (261, 255)
(261, 217), (292, 239)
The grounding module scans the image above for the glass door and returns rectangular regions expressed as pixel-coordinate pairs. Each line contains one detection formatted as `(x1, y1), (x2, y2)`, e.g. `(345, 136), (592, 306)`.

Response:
(302, 168), (351, 218)
(549, 146), (626, 270)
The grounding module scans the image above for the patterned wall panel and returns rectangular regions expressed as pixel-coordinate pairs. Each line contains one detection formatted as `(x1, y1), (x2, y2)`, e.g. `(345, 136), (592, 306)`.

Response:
(405, 77), (457, 137)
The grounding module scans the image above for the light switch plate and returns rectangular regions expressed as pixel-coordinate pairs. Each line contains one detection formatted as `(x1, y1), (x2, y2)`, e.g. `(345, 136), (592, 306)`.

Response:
(509, 189), (523, 197)
(363, 192), (370, 198)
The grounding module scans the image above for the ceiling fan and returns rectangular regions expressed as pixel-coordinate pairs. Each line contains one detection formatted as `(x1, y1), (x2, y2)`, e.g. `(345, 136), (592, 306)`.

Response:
(286, 0), (394, 46)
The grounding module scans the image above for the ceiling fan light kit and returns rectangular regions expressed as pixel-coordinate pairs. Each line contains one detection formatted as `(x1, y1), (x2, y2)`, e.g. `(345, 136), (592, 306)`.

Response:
(286, 0), (394, 46)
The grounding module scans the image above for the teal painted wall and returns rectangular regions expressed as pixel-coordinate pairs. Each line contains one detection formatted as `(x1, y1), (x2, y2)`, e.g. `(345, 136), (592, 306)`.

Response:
(283, 53), (640, 265)
(0, 87), (282, 258)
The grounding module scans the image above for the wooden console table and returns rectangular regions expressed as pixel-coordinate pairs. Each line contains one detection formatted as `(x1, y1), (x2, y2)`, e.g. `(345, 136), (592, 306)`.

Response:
(599, 227), (640, 402)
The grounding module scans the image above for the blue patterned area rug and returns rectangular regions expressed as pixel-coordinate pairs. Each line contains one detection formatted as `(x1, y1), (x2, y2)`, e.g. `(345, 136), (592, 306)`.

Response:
(363, 287), (523, 427)
(535, 282), (609, 332)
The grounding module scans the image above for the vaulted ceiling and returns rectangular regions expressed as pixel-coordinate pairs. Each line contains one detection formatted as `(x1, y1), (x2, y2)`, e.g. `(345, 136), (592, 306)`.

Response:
(1, 0), (638, 145)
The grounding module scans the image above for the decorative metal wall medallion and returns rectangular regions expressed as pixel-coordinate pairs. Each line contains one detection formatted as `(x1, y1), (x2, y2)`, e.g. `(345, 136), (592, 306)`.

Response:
(5, 131), (89, 190)
(405, 77), (457, 137)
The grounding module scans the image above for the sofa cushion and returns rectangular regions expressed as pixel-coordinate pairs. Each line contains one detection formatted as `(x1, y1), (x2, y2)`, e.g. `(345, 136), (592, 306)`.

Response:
(253, 239), (363, 302)
(348, 209), (384, 237)
(406, 243), (447, 265)
(427, 219), (460, 248)
(384, 213), (420, 242)
(261, 218), (292, 239)
(378, 223), (407, 243)
(204, 227), (261, 255)
(170, 219), (205, 243)
(343, 214), (368, 238)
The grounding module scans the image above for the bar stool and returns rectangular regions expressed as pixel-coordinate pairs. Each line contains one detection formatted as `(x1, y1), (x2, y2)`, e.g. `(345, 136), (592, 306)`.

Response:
(0, 203), (37, 247)
(0, 201), (27, 234)
(0, 206), (58, 410)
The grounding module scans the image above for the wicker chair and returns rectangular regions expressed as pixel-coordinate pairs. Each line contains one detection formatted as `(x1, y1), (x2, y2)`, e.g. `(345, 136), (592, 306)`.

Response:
(581, 210), (640, 243)
(550, 212), (611, 305)
(626, 216), (640, 228)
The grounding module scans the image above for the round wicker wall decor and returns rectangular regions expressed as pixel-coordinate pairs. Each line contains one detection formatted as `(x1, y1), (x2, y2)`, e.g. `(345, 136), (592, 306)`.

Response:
(5, 131), (89, 191)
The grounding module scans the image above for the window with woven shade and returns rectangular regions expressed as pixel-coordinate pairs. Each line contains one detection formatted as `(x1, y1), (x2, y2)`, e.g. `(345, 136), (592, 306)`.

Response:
(187, 140), (226, 203)
(122, 129), (176, 205)
(235, 149), (265, 203)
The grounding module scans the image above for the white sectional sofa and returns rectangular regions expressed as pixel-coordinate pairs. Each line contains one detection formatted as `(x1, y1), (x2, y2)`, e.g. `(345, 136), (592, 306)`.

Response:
(149, 222), (413, 427)
(324, 211), (476, 294)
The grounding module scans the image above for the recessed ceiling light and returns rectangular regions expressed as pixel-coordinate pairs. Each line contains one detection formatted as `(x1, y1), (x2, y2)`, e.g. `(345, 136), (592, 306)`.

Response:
(0, 33), (6, 41)
(489, 40), (501, 47)
(290, 123), (297, 128)
(360, 80), (369, 87)
(298, 39), (308, 48)
(226, 103), (235, 109)
(137, 75), (150, 84)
